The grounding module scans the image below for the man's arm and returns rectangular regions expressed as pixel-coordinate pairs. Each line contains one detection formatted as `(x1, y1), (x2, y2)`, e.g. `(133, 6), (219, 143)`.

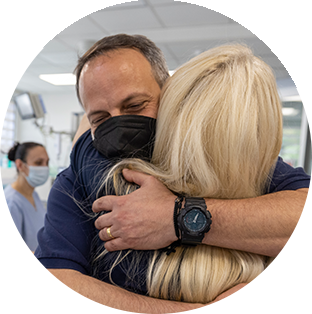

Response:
(93, 169), (308, 257)
(33, 269), (312, 314)
(202, 188), (308, 256)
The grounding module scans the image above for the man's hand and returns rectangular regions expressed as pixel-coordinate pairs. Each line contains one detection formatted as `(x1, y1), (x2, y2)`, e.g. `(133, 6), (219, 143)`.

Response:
(93, 168), (308, 256)
(93, 169), (177, 251)
(212, 277), (312, 314)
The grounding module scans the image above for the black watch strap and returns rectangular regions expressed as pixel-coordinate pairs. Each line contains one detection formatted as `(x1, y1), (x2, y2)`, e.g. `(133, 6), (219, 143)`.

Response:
(173, 195), (183, 239)
(184, 197), (205, 208)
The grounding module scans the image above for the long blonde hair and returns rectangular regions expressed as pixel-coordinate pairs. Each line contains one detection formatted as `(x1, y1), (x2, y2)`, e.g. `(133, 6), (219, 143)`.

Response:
(97, 44), (283, 303)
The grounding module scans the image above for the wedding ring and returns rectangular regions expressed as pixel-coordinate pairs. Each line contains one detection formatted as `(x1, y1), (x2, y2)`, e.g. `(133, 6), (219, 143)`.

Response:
(107, 227), (114, 239)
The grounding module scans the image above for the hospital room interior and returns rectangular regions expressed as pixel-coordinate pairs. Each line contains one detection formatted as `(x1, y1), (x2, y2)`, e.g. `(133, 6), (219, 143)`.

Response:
(1, 0), (311, 249)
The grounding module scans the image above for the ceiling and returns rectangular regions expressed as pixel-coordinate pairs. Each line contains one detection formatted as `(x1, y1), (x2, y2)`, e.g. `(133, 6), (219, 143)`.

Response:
(0, 0), (312, 93)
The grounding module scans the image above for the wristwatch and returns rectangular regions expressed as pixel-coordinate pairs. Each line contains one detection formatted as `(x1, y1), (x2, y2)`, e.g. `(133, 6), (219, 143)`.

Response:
(177, 197), (212, 245)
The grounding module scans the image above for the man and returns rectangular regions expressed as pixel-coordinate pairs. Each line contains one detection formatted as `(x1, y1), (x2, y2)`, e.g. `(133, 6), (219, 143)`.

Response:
(35, 34), (310, 312)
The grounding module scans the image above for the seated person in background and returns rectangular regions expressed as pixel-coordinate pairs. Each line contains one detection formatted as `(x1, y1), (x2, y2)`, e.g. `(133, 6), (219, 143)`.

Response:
(90, 43), (291, 303)
(36, 34), (310, 312)
(4, 142), (49, 252)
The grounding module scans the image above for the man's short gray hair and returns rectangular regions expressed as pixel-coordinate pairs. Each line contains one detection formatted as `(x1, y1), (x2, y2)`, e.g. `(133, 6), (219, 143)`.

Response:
(75, 34), (169, 104)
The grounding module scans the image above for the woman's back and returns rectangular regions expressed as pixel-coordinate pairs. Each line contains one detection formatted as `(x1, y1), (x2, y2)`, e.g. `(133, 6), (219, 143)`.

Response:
(99, 44), (283, 303)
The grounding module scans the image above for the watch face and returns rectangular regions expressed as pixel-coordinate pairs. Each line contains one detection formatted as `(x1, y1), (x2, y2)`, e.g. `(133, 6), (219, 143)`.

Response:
(183, 208), (207, 232)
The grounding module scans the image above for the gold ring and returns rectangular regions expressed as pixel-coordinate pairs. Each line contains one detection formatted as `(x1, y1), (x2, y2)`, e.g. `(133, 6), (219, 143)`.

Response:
(107, 227), (114, 239)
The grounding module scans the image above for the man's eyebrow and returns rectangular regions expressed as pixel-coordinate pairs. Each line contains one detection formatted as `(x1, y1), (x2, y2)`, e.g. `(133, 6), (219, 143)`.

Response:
(121, 92), (153, 104)
(87, 93), (153, 119)
(87, 110), (108, 120)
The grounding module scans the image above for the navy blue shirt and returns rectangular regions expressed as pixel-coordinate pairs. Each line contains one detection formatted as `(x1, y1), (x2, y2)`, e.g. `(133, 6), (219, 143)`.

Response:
(35, 130), (310, 294)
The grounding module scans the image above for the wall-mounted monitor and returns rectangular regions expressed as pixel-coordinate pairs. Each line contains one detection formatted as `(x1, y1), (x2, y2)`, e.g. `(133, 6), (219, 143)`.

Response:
(14, 92), (46, 120)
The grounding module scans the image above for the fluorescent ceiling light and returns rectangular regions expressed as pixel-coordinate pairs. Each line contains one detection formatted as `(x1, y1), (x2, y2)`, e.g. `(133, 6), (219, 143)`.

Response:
(282, 107), (299, 116)
(280, 95), (301, 102)
(39, 73), (76, 85)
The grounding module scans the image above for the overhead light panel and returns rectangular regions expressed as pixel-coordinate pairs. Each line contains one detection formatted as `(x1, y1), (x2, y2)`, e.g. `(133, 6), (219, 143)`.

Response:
(39, 73), (76, 85)
(281, 95), (301, 102)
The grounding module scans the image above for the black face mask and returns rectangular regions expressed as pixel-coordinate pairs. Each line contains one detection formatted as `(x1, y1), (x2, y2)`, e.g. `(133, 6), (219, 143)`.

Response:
(93, 115), (157, 160)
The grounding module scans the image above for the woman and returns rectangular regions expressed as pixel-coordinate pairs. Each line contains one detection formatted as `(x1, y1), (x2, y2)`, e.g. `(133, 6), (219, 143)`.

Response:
(4, 142), (49, 251)
(94, 44), (283, 303)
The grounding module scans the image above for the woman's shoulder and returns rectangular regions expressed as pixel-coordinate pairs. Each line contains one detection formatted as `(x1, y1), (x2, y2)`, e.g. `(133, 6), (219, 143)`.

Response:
(4, 184), (18, 198)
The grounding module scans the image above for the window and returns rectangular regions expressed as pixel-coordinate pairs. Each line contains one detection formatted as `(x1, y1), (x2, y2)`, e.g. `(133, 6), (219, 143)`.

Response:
(280, 101), (302, 167)
(280, 101), (311, 174)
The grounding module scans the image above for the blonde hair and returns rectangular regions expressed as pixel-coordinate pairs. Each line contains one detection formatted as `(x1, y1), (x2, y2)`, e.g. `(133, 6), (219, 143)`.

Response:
(96, 44), (283, 303)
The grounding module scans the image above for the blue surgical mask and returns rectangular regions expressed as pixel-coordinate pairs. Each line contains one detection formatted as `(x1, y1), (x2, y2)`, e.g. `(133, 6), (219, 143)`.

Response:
(23, 165), (49, 187)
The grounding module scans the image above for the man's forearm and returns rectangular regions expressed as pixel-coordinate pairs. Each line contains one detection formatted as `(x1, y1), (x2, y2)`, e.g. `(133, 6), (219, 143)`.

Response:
(204, 188), (308, 257)
(49, 269), (204, 313)
(33, 269), (312, 314)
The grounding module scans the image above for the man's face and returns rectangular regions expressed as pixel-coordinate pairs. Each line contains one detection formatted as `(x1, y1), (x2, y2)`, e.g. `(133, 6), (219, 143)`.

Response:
(79, 48), (161, 134)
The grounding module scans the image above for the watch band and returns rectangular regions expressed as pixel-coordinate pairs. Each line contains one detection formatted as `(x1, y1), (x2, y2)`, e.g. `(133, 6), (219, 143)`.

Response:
(184, 197), (206, 208)
(173, 195), (183, 239)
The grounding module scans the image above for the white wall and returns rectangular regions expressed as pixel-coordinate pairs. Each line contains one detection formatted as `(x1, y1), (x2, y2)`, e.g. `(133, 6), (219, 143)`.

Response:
(14, 89), (84, 200)
(1, 168), (17, 186)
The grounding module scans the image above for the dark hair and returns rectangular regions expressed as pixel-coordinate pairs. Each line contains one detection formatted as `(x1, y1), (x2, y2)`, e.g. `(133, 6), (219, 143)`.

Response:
(74, 34), (169, 105)
(8, 142), (44, 163)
